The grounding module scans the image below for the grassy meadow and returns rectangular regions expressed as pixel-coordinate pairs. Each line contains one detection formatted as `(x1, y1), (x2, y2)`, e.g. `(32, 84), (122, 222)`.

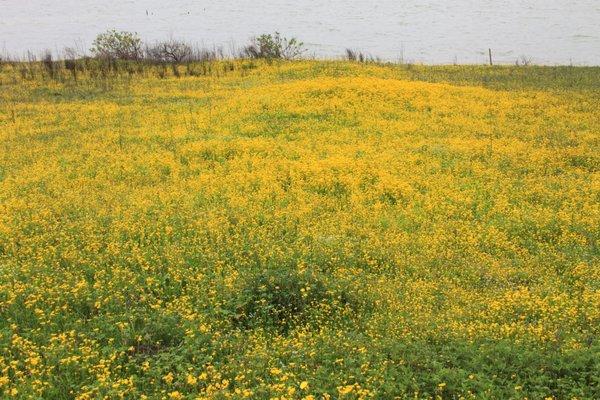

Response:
(0, 60), (599, 399)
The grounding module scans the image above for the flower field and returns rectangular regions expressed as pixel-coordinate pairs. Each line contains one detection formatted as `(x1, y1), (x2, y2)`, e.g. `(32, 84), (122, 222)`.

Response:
(0, 60), (599, 399)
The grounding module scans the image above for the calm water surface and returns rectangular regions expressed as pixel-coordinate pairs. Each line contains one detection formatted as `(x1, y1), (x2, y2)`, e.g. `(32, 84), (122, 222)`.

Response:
(1, 0), (599, 64)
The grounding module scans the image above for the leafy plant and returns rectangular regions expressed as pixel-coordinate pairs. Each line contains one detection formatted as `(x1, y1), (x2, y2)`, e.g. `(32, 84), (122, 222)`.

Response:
(90, 29), (143, 60)
(243, 32), (305, 60)
(231, 267), (350, 333)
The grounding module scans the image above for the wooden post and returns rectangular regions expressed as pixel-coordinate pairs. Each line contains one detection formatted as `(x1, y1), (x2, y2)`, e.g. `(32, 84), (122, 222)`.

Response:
(488, 48), (493, 66)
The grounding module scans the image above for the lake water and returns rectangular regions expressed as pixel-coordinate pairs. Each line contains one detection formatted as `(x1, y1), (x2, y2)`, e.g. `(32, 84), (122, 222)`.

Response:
(1, 0), (599, 65)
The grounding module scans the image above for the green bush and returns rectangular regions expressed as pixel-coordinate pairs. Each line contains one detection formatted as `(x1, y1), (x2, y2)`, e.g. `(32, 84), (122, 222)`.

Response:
(91, 29), (143, 60)
(243, 32), (305, 60)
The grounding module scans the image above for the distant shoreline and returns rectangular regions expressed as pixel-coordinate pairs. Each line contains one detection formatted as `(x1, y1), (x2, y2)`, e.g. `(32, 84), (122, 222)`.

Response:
(1, 31), (599, 67)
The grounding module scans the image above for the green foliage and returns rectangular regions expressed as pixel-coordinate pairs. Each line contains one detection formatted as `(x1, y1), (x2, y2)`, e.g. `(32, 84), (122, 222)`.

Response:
(230, 268), (351, 333)
(244, 32), (305, 60)
(90, 29), (143, 60)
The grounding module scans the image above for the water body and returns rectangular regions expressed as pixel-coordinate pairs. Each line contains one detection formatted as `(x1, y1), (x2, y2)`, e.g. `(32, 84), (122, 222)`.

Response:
(1, 0), (599, 65)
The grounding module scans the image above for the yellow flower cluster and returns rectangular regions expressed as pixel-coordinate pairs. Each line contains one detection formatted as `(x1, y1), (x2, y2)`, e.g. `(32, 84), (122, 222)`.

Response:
(0, 60), (598, 398)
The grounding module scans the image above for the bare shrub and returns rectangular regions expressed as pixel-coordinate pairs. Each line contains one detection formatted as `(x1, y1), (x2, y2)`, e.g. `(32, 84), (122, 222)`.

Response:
(516, 55), (533, 66)
(345, 49), (365, 62)
(344, 48), (379, 63)
(63, 47), (82, 81)
(42, 50), (59, 79)
(191, 48), (218, 62)
(146, 39), (193, 63)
